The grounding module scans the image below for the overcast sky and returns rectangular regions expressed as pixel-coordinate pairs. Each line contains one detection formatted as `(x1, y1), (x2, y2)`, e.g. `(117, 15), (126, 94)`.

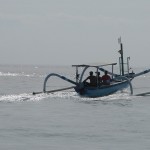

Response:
(0, 0), (150, 67)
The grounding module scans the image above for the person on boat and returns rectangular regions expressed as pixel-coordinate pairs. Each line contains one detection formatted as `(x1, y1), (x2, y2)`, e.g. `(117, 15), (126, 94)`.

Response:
(102, 71), (111, 85)
(83, 71), (97, 87)
(95, 71), (102, 86)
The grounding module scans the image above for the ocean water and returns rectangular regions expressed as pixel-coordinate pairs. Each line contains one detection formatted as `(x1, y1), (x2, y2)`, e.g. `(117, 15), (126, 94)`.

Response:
(0, 64), (150, 150)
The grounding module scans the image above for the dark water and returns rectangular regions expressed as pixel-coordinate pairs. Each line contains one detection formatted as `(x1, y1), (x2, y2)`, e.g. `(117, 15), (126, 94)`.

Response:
(0, 65), (150, 150)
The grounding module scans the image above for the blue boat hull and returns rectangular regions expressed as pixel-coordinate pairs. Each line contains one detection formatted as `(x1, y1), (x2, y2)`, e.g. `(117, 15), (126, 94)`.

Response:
(75, 80), (129, 97)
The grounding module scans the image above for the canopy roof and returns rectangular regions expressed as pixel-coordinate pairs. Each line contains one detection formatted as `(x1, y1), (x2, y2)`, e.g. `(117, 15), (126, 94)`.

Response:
(72, 62), (117, 68)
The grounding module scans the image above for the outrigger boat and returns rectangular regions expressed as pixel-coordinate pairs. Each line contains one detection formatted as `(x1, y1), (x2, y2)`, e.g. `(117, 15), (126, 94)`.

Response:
(33, 39), (150, 97)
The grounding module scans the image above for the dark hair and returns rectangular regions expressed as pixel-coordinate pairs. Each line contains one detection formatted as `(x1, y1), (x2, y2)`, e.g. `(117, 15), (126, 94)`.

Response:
(89, 71), (93, 75)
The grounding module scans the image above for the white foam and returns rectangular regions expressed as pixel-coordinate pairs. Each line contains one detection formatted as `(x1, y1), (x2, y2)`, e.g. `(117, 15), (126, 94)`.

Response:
(0, 72), (44, 77)
(0, 93), (49, 102)
(0, 90), (137, 103)
(41, 90), (134, 101)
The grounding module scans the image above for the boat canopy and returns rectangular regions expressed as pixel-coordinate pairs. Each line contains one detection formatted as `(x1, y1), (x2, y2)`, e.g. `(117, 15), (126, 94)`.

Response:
(72, 62), (117, 83)
(72, 62), (117, 68)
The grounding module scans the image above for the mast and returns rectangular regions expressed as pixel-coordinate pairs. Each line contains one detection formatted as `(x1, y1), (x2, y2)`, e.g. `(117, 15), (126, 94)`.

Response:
(118, 37), (124, 76)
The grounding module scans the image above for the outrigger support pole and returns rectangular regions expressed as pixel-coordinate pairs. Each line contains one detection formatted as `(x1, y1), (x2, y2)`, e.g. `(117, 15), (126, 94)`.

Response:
(43, 73), (78, 92)
(115, 76), (133, 95)
(33, 73), (78, 95)
(33, 86), (75, 95)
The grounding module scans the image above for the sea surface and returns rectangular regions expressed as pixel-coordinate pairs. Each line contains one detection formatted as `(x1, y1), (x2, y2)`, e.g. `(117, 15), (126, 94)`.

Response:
(0, 64), (150, 150)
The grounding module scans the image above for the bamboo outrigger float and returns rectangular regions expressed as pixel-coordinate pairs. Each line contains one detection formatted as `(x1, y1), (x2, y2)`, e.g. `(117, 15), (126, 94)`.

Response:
(33, 39), (150, 97)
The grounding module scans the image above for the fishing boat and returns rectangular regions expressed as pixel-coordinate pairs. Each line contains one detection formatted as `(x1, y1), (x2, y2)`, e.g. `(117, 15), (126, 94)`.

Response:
(33, 39), (150, 97)
(72, 63), (133, 97)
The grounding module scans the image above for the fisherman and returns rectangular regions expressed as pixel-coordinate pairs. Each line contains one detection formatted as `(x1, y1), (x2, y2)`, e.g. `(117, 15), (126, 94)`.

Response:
(83, 71), (97, 86)
(102, 71), (111, 85)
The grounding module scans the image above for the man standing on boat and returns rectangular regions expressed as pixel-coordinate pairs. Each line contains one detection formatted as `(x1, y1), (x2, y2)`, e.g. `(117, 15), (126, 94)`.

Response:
(102, 71), (111, 85)
(83, 71), (97, 87)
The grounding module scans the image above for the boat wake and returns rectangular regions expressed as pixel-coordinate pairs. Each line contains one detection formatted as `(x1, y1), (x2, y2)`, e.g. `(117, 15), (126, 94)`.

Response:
(0, 93), (50, 102)
(0, 90), (137, 103)
(0, 71), (44, 77)
(0, 91), (78, 102)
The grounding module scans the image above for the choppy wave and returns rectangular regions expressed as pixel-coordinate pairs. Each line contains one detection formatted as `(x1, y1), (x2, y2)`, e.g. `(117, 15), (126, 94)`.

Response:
(0, 72), (44, 77)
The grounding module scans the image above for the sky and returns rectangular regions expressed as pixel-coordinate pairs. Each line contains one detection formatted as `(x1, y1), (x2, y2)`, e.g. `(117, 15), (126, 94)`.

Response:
(0, 0), (150, 67)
